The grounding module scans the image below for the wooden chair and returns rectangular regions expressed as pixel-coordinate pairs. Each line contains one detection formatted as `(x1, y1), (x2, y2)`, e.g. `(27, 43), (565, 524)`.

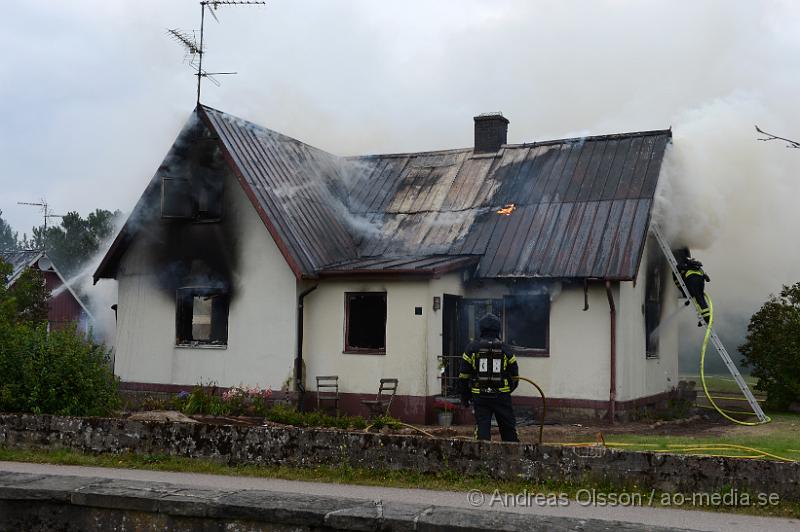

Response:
(361, 378), (399, 417)
(315, 375), (340, 413)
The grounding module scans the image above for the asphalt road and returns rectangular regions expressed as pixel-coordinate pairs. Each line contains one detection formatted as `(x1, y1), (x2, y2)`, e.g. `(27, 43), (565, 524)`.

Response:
(1, 461), (798, 532)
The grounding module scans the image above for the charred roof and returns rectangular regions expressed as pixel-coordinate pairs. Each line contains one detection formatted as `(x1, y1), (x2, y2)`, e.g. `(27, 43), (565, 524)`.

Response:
(95, 106), (671, 282)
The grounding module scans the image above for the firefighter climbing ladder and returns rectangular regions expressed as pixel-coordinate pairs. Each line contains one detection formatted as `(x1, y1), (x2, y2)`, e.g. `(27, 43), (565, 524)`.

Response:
(650, 225), (769, 423)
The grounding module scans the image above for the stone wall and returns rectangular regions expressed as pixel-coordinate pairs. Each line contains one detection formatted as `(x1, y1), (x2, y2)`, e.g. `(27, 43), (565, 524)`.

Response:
(1, 414), (798, 501)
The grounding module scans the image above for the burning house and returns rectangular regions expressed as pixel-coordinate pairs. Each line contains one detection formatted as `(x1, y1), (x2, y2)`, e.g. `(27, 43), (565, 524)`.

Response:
(94, 106), (677, 423)
(2, 250), (93, 332)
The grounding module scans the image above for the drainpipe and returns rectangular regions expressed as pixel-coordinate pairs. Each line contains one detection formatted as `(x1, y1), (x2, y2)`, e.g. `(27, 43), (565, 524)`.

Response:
(605, 281), (616, 424)
(295, 284), (318, 412)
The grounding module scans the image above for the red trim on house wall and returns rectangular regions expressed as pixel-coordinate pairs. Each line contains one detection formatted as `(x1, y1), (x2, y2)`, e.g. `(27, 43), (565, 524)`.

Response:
(120, 381), (675, 425)
(118, 381), (296, 402)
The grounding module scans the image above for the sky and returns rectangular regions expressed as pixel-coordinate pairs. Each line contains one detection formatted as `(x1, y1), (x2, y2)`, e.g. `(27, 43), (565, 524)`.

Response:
(1, 0), (799, 368)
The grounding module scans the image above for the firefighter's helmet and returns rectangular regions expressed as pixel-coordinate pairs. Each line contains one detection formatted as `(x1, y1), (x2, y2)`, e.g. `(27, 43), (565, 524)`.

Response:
(479, 313), (501, 337)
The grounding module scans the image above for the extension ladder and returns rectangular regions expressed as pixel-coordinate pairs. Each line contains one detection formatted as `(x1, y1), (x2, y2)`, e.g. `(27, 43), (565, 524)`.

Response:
(650, 225), (769, 422)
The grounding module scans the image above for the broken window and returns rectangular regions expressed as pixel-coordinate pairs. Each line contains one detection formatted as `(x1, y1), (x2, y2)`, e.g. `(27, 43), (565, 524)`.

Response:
(161, 177), (223, 221)
(161, 178), (195, 219)
(645, 258), (663, 358)
(176, 288), (229, 346)
(344, 292), (386, 353)
(503, 294), (549, 352)
(460, 299), (503, 344)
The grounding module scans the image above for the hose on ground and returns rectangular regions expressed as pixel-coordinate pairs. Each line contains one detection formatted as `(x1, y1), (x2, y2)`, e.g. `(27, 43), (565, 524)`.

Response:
(364, 420), (438, 438)
(512, 376), (546, 444)
(699, 294), (771, 426)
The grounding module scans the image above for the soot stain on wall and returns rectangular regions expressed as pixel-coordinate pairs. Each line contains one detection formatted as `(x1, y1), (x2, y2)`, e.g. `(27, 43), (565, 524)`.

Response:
(135, 114), (240, 301)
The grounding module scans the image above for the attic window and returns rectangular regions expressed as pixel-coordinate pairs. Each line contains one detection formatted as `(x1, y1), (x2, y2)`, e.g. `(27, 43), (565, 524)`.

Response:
(503, 294), (549, 354)
(161, 178), (195, 219)
(344, 292), (386, 354)
(161, 177), (223, 221)
(176, 288), (229, 347)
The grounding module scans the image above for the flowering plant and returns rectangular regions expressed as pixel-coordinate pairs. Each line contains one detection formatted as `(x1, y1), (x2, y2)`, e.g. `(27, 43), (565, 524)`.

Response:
(433, 399), (456, 412)
(222, 385), (273, 401)
(221, 385), (273, 416)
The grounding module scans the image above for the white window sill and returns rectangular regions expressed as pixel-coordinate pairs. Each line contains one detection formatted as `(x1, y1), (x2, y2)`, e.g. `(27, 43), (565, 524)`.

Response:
(175, 344), (228, 350)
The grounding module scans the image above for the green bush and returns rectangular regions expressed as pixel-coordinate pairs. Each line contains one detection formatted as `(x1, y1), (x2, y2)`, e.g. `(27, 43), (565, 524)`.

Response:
(739, 282), (800, 410)
(265, 403), (368, 430)
(179, 383), (230, 416)
(0, 323), (119, 416)
(367, 414), (403, 430)
(0, 259), (119, 417)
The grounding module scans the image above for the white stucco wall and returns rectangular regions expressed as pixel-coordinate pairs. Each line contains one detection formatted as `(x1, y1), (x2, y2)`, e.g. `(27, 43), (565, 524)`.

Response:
(113, 168), (677, 405)
(114, 171), (297, 390)
(425, 273), (466, 396)
(297, 267), (676, 403)
(615, 234), (679, 401)
(463, 282), (612, 401)
(302, 278), (434, 397)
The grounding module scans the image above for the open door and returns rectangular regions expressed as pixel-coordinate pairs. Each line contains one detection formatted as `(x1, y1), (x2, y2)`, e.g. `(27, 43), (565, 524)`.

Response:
(441, 294), (462, 397)
(441, 296), (506, 396)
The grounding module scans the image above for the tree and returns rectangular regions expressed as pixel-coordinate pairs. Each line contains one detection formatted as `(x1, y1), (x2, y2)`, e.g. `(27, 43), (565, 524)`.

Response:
(31, 209), (119, 277)
(755, 126), (800, 149)
(0, 259), (48, 326)
(10, 268), (49, 325)
(739, 283), (800, 410)
(0, 210), (18, 251)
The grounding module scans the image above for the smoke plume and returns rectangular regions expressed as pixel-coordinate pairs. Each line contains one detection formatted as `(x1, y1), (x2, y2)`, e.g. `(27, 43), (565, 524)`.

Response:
(654, 92), (800, 371)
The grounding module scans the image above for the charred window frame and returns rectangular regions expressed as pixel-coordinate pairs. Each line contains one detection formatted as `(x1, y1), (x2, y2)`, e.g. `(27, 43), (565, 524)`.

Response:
(645, 258), (663, 359)
(161, 177), (223, 222)
(344, 292), (387, 354)
(161, 178), (195, 219)
(503, 294), (550, 356)
(176, 287), (229, 347)
(460, 298), (503, 344)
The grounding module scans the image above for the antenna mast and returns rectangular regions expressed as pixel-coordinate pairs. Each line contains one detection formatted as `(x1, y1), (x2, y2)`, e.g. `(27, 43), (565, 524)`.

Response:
(168, 1), (267, 105)
(17, 199), (64, 250)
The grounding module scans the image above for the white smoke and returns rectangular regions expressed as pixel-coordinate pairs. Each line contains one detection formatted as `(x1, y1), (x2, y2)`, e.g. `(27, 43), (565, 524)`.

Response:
(654, 91), (800, 371)
(64, 216), (126, 348)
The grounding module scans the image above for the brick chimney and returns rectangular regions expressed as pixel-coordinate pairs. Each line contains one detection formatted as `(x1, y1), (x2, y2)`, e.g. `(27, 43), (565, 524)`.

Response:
(473, 112), (509, 153)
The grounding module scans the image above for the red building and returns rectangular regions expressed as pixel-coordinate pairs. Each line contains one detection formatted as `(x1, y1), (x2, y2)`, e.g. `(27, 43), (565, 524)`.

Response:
(1, 250), (92, 332)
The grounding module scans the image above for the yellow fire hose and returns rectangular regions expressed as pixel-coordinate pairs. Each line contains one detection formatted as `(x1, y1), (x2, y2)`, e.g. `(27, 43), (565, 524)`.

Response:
(363, 376), (547, 443)
(363, 420), (437, 438)
(546, 292), (795, 461)
(513, 376), (546, 444)
(699, 294), (771, 426)
(361, 320), (792, 462)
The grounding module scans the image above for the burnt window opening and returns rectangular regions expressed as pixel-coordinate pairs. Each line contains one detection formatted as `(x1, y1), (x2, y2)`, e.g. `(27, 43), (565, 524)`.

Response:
(461, 299), (503, 343)
(345, 292), (386, 354)
(161, 178), (195, 219)
(503, 294), (550, 353)
(176, 288), (229, 346)
(161, 177), (223, 221)
(645, 261), (663, 358)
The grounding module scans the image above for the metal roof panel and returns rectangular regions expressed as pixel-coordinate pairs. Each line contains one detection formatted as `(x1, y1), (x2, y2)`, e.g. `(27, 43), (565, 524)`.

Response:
(95, 106), (671, 281)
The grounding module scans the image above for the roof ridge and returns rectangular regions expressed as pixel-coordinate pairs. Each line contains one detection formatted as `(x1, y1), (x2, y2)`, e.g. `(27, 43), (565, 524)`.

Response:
(201, 104), (670, 160)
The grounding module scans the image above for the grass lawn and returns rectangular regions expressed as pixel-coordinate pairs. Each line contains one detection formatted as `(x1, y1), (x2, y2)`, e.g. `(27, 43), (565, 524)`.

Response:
(680, 373), (760, 395)
(1, 446), (799, 520)
(596, 414), (800, 460)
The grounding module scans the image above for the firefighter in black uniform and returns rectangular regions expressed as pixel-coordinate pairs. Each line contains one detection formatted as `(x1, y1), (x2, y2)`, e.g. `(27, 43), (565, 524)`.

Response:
(676, 257), (711, 325)
(458, 313), (519, 442)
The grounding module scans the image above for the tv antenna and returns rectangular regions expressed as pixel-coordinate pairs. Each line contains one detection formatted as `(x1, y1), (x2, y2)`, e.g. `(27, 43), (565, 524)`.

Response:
(17, 200), (64, 248)
(168, 1), (267, 104)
